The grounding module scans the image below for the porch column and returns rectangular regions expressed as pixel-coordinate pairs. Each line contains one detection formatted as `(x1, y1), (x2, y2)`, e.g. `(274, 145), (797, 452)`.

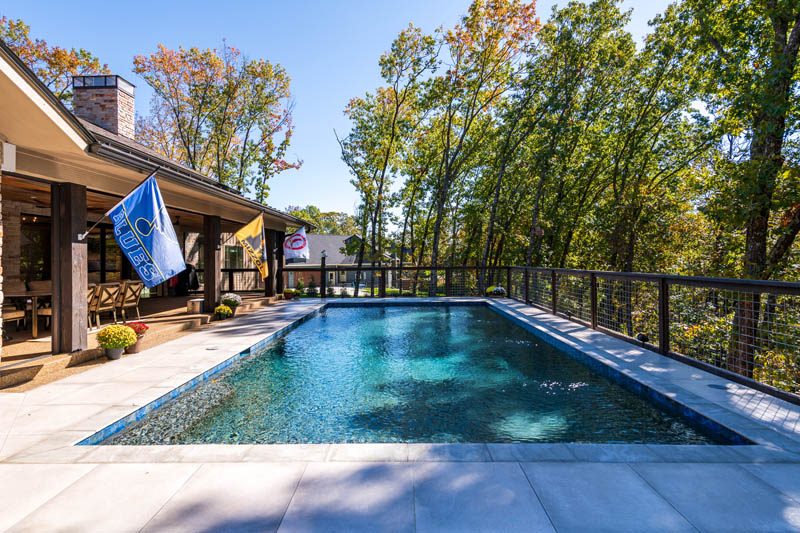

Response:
(203, 215), (221, 312)
(264, 229), (276, 297)
(276, 231), (285, 293)
(51, 182), (88, 353)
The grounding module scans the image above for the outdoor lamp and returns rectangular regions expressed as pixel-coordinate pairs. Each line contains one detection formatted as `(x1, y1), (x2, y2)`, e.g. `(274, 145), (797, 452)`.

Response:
(321, 250), (327, 259)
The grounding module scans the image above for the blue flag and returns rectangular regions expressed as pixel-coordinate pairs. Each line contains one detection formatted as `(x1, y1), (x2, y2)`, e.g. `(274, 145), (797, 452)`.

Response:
(108, 175), (186, 288)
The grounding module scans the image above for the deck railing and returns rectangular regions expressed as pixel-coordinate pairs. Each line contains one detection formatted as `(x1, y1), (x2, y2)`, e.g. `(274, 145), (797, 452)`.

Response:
(210, 264), (800, 403)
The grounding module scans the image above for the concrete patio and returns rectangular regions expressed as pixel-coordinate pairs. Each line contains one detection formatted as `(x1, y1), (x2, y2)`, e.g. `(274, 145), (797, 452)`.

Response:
(2, 298), (800, 531)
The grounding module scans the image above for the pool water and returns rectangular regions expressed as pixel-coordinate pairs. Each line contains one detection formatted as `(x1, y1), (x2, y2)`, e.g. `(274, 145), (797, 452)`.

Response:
(109, 305), (727, 445)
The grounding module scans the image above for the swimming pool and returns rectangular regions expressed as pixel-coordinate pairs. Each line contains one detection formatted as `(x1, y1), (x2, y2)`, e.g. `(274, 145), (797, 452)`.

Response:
(99, 304), (745, 445)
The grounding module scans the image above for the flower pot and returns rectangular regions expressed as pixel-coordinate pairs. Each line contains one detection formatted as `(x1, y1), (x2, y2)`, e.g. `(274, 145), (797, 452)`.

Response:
(230, 306), (238, 316)
(125, 335), (144, 354)
(106, 347), (124, 360)
(216, 313), (229, 320)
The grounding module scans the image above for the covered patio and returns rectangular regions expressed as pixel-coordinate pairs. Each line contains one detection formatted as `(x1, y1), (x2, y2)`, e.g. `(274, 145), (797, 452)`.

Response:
(0, 40), (300, 372)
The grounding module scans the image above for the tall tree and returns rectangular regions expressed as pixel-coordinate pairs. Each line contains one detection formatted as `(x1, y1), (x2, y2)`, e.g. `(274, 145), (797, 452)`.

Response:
(134, 43), (301, 201)
(0, 16), (110, 105)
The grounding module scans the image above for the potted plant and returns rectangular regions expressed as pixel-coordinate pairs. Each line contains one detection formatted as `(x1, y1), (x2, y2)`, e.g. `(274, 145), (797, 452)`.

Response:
(125, 322), (149, 354)
(283, 289), (295, 300)
(215, 304), (233, 320)
(485, 286), (507, 298)
(96, 325), (137, 360)
(221, 293), (242, 315)
(306, 277), (319, 297)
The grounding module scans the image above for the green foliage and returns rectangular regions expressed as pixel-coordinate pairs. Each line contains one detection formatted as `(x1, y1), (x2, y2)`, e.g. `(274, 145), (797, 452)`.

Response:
(294, 278), (305, 291)
(285, 205), (359, 235)
(306, 276), (318, 297)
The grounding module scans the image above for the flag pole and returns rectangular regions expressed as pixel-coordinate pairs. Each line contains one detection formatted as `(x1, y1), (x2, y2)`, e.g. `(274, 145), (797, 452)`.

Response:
(78, 166), (161, 241)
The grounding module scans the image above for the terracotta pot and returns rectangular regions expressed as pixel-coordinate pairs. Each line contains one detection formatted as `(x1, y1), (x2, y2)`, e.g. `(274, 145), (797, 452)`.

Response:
(106, 347), (124, 360)
(125, 336), (144, 354)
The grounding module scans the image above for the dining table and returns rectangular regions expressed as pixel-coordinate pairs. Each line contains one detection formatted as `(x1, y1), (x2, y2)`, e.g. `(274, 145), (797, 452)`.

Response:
(4, 289), (52, 338)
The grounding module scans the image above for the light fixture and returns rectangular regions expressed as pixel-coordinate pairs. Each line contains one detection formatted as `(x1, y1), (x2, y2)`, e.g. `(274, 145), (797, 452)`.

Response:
(321, 250), (328, 259)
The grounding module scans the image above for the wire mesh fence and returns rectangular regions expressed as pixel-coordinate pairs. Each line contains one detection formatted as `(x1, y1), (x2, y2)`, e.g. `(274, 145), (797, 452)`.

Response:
(557, 272), (593, 324)
(596, 276), (660, 348)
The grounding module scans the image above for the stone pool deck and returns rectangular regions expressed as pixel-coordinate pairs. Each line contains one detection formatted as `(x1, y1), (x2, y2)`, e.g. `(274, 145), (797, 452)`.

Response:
(1, 297), (800, 531)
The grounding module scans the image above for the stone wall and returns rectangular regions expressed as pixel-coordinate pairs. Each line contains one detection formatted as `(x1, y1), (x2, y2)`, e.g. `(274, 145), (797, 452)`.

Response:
(0, 166), (3, 355)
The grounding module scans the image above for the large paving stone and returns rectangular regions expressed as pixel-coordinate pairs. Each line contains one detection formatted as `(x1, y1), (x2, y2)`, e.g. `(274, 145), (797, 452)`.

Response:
(633, 462), (800, 531)
(742, 464), (800, 504)
(413, 462), (554, 532)
(0, 463), (95, 531)
(522, 462), (694, 532)
(143, 462), (305, 532)
(278, 462), (414, 532)
(8, 463), (199, 532)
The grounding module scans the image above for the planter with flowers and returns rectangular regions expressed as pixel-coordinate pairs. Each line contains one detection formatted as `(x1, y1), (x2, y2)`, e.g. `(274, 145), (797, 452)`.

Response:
(125, 322), (149, 354)
(485, 286), (507, 298)
(215, 304), (232, 320)
(221, 293), (242, 316)
(96, 325), (137, 360)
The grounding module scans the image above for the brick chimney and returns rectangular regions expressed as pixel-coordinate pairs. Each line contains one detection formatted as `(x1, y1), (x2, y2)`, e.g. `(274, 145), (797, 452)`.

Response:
(72, 75), (136, 139)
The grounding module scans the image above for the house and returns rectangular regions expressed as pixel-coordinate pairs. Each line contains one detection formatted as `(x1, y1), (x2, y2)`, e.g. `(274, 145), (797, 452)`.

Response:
(283, 234), (394, 290)
(0, 39), (308, 359)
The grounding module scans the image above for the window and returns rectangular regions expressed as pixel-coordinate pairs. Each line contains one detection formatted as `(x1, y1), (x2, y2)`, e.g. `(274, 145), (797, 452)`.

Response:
(225, 246), (243, 269)
(339, 271), (347, 282)
(328, 272), (335, 283)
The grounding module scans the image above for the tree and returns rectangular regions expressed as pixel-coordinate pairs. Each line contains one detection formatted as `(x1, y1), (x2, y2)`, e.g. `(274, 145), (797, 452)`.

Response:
(285, 205), (359, 235)
(0, 17), (110, 105)
(133, 42), (301, 201)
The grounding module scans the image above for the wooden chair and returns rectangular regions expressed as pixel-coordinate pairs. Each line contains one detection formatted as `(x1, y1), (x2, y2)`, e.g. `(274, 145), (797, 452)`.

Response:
(3, 281), (30, 329)
(92, 283), (122, 328)
(87, 283), (97, 328)
(2, 304), (27, 340)
(115, 281), (144, 323)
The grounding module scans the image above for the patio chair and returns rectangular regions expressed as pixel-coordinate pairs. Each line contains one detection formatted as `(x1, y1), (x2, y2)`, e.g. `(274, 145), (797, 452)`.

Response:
(115, 281), (143, 322)
(2, 304), (27, 340)
(87, 283), (97, 328)
(92, 282), (122, 328)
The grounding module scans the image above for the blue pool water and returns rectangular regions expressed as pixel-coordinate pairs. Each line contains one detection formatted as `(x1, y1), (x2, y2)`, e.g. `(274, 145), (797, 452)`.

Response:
(108, 305), (729, 444)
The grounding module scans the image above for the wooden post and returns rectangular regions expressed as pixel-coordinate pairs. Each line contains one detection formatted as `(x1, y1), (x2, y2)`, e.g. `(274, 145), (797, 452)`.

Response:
(51, 183), (88, 353)
(321, 255), (327, 298)
(524, 269), (530, 304)
(380, 267), (387, 297)
(551, 269), (558, 314)
(264, 229), (276, 297)
(203, 215), (221, 312)
(658, 277), (670, 354)
(506, 267), (512, 297)
(445, 268), (452, 297)
(276, 231), (285, 294)
(227, 269), (234, 293)
(590, 272), (598, 329)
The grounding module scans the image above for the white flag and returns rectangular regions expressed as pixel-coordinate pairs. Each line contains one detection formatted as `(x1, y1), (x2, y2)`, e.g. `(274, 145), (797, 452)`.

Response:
(283, 227), (310, 260)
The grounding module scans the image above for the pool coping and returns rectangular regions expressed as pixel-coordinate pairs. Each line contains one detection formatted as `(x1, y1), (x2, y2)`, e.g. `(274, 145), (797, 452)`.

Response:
(2, 297), (800, 465)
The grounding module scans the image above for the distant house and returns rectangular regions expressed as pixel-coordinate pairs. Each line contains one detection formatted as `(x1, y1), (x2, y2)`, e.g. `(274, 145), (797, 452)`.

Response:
(283, 234), (393, 289)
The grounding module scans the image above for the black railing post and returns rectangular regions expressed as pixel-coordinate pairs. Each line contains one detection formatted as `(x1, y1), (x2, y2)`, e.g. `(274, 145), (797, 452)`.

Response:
(320, 256), (327, 299)
(551, 269), (558, 314)
(445, 268), (452, 296)
(380, 267), (386, 297)
(506, 267), (512, 298)
(228, 269), (234, 293)
(524, 269), (530, 304)
(658, 277), (669, 354)
(590, 272), (598, 329)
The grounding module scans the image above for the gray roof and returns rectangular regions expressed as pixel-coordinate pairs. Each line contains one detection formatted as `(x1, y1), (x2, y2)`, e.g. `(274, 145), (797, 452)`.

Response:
(287, 234), (361, 266)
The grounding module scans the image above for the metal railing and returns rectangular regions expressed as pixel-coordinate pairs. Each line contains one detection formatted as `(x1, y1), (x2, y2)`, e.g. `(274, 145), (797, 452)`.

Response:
(202, 263), (800, 402)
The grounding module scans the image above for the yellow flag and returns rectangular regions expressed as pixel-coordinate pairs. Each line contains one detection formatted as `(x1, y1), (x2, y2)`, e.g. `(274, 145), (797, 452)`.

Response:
(235, 215), (268, 280)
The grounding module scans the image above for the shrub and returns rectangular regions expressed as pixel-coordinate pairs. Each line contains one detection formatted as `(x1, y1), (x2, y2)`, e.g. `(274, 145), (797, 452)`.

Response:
(295, 279), (305, 291)
(327, 286), (335, 297)
(306, 276), (318, 297)
(126, 322), (149, 336)
(221, 293), (242, 307)
(215, 304), (233, 316)
(96, 325), (137, 349)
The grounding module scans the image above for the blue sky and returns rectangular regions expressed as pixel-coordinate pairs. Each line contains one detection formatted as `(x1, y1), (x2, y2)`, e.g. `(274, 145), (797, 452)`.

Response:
(2, 0), (670, 214)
